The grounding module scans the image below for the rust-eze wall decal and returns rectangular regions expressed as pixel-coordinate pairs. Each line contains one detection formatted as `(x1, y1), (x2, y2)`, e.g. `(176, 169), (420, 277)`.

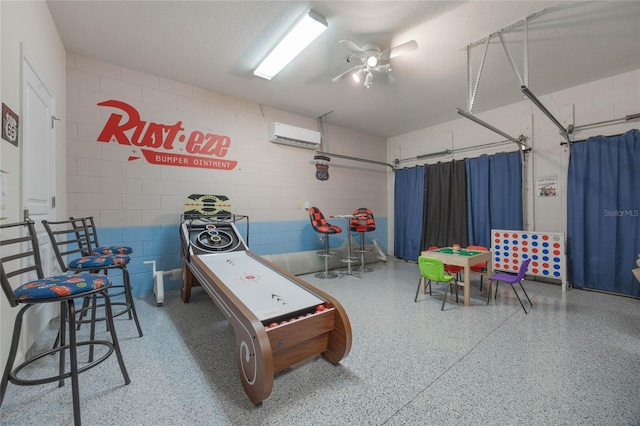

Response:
(96, 100), (238, 170)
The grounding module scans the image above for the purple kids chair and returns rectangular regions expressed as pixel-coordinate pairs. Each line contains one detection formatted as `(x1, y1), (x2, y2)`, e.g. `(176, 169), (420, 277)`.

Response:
(487, 258), (533, 313)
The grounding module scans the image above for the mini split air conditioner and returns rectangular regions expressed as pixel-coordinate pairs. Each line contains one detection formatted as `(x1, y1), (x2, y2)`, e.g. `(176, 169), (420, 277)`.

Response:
(269, 122), (321, 150)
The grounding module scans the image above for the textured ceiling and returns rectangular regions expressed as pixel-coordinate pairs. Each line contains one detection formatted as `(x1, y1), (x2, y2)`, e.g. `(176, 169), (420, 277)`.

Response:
(47, 1), (640, 139)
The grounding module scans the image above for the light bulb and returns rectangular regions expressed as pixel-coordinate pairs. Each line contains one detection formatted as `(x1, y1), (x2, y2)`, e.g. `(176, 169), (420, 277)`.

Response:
(366, 56), (378, 68)
(352, 69), (363, 83)
(364, 72), (373, 88)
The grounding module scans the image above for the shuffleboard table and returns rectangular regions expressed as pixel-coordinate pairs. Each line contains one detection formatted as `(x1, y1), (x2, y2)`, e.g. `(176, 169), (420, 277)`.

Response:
(180, 215), (351, 404)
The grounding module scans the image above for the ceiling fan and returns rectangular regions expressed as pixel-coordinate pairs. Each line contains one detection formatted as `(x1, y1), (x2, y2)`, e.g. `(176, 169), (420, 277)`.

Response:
(332, 39), (418, 88)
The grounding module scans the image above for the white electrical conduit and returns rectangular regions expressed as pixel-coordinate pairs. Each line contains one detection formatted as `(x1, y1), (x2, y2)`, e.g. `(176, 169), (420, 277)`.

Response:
(144, 260), (182, 306)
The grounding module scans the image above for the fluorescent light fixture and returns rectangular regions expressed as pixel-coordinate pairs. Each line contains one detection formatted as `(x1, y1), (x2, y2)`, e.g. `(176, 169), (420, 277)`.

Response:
(254, 10), (328, 80)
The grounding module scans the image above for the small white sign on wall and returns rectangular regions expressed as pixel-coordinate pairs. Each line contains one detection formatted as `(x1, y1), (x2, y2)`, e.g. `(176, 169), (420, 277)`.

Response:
(536, 175), (558, 197)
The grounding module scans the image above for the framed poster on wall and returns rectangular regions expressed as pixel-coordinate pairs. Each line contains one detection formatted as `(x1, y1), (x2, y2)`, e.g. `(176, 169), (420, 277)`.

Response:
(536, 175), (558, 197)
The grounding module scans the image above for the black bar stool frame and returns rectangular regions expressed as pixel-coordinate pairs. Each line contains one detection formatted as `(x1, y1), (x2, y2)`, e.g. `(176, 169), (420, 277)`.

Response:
(42, 218), (143, 340)
(0, 220), (130, 426)
(308, 207), (342, 279)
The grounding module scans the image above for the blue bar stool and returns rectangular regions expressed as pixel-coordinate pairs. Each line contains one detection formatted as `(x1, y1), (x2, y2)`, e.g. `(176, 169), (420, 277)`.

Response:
(0, 220), (130, 426)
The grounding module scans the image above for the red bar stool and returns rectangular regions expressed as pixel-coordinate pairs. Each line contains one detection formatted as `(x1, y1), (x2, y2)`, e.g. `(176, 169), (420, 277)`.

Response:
(308, 207), (342, 279)
(349, 208), (376, 273)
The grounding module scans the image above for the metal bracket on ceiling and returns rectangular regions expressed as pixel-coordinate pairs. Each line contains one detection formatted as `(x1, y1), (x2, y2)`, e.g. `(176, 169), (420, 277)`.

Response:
(465, 29), (529, 113)
(458, 7), (573, 150)
(463, 7), (555, 114)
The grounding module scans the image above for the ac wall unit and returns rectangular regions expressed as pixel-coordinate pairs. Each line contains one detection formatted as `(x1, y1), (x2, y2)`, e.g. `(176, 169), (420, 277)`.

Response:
(269, 122), (321, 150)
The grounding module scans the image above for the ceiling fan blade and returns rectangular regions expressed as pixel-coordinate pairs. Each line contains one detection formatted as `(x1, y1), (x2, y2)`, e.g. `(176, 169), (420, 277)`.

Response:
(376, 67), (395, 85)
(339, 39), (365, 54)
(379, 40), (418, 61)
(387, 74), (396, 85)
(332, 65), (363, 82)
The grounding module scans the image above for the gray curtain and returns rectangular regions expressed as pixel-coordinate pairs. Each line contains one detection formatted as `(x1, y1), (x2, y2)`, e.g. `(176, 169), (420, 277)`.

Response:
(421, 159), (468, 249)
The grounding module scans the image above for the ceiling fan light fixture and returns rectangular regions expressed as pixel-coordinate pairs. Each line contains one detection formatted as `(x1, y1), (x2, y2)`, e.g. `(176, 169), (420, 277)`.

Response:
(352, 68), (364, 83)
(333, 38), (417, 88)
(254, 10), (328, 80)
(364, 71), (373, 88)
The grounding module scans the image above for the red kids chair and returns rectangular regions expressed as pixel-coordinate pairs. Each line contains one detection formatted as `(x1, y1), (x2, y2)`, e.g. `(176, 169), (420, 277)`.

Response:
(428, 246), (463, 281)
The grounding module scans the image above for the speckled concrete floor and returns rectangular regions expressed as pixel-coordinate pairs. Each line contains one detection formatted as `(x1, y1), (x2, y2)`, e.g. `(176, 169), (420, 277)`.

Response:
(1, 257), (639, 425)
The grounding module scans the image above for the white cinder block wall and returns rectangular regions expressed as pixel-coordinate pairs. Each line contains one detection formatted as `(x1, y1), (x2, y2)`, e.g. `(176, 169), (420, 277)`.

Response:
(66, 53), (388, 227)
(65, 53), (388, 282)
(386, 69), (640, 255)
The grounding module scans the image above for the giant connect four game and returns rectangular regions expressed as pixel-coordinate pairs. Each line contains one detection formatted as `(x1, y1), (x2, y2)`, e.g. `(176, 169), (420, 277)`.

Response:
(491, 229), (567, 290)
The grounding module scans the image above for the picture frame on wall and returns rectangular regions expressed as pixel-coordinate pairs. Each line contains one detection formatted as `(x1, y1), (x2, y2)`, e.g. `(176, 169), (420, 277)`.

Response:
(536, 175), (558, 197)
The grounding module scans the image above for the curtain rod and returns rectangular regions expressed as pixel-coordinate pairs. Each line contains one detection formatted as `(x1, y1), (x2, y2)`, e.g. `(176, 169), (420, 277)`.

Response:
(315, 151), (396, 170)
(567, 113), (640, 134)
(395, 139), (528, 165)
(559, 113), (639, 145)
(560, 132), (625, 146)
(416, 149), (452, 159)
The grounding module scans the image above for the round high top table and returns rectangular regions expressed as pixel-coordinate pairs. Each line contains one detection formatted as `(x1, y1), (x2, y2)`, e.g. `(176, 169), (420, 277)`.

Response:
(329, 214), (366, 277)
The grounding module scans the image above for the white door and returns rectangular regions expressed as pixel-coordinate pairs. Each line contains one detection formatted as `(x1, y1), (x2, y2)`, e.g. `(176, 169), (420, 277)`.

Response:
(22, 56), (56, 274)
(20, 55), (57, 355)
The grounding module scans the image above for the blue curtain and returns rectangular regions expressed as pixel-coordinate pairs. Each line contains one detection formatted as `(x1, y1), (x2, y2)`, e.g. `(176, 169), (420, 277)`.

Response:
(567, 129), (640, 297)
(466, 155), (490, 247)
(394, 166), (425, 261)
(490, 152), (523, 231)
(466, 151), (523, 247)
